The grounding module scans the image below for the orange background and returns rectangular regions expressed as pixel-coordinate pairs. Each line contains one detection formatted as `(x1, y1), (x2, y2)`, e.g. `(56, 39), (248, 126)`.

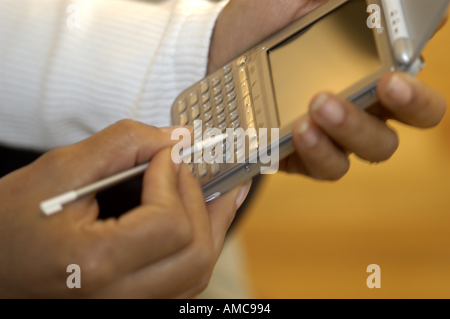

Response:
(237, 17), (450, 298)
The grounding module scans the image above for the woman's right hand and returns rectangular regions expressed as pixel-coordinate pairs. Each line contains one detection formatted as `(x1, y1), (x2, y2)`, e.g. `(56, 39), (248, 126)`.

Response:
(0, 120), (246, 298)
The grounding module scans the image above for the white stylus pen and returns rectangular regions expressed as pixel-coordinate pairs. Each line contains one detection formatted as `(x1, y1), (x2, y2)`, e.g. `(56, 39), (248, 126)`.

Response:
(40, 134), (228, 216)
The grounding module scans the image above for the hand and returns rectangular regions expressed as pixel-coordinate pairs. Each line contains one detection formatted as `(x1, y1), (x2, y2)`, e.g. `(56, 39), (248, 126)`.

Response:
(0, 120), (249, 298)
(208, 0), (447, 180)
(208, 0), (327, 74)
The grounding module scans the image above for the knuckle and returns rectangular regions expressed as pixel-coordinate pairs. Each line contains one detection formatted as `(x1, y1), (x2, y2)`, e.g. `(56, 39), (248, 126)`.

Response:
(113, 119), (155, 137)
(38, 146), (76, 176)
(110, 120), (161, 150)
(113, 119), (141, 141)
(382, 133), (399, 160)
(372, 130), (399, 163)
(326, 163), (350, 181)
(40, 146), (72, 166)
(314, 156), (350, 181)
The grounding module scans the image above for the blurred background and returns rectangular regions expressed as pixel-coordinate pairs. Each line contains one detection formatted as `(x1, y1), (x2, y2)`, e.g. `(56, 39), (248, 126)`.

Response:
(233, 15), (450, 298)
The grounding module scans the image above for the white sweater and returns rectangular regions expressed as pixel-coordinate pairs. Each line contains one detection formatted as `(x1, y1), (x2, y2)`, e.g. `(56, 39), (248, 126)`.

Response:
(0, 0), (228, 151)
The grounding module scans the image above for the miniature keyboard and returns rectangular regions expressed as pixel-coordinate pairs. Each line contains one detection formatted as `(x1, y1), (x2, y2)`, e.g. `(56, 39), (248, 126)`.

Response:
(172, 55), (259, 182)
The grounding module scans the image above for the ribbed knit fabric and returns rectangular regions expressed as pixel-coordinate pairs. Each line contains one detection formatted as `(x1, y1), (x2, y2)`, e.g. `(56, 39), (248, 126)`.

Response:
(0, 0), (228, 151)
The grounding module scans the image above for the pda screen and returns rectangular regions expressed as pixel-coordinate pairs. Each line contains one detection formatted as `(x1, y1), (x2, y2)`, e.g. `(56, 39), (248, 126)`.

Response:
(268, 1), (380, 126)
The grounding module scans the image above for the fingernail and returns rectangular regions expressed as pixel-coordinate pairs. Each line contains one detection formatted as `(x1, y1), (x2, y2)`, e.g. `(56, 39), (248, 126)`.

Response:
(236, 180), (252, 209)
(312, 93), (329, 111)
(312, 93), (345, 125)
(384, 75), (413, 105)
(297, 121), (319, 148)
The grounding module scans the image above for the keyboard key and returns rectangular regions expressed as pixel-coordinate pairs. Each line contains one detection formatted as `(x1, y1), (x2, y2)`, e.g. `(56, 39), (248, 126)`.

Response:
(205, 121), (215, 130)
(178, 99), (187, 113)
(217, 113), (227, 124)
(203, 111), (213, 123)
(212, 76), (221, 87)
(194, 129), (202, 142)
(189, 91), (198, 106)
(245, 107), (255, 123)
(227, 92), (236, 103)
(228, 101), (238, 112)
(219, 122), (228, 133)
(194, 119), (202, 130)
(224, 148), (233, 163)
(203, 101), (212, 113)
(243, 95), (252, 108)
(224, 73), (234, 84)
(230, 110), (239, 122)
(202, 92), (211, 104)
(179, 112), (189, 125)
(236, 55), (247, 67)
(249, 134), (259, 152)
(223, 64), (232, 75)
(208, 148), (219, 162)
(235, 139), (245, 154)
(223, 141), (232, 152)
(191, 105), (201, 120)
(215, 94), (224, 105)
(233, 129), (244, 141)
(200, 80), (209, 94)
(226, 82), (235, 94)
(213, 85), (222, 96)
(215, 103), (225, 115)
(231, 119), (241, 129)
(211, 162), (221, 175)
(241, 81), (250, 98)
(236, 149), (245, 163)
(239, 67), (248, 82)
(197, 162), (208, 177)
(204, 128), (217, 139)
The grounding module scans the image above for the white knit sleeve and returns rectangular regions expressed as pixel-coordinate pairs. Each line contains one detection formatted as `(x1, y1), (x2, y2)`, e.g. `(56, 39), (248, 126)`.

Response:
(0, 0), (228, 151)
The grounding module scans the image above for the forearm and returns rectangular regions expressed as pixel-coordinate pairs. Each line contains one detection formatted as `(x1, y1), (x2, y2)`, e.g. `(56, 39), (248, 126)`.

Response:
(0, 0), (228, 151)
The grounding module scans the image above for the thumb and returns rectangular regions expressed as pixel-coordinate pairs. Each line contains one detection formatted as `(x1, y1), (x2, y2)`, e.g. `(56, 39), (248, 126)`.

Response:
(36, 121), (178, 217)
(59, 121), (177, 189)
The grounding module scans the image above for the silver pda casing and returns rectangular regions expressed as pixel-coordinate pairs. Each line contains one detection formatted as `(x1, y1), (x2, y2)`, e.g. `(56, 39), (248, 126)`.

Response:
(170, 0), (450, 201)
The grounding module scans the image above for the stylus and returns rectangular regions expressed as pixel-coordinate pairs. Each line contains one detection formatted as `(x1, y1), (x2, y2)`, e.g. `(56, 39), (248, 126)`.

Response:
(40, 134), (228, 216)
(382, 0), (414, 64)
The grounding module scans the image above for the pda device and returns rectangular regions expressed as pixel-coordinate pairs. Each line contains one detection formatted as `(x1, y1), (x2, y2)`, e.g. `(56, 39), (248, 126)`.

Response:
(170, 0), (450, 202)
